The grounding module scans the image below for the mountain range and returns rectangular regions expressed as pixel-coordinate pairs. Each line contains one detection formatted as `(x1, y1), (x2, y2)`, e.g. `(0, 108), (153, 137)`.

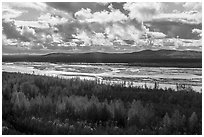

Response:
(3, 50), (202, 67)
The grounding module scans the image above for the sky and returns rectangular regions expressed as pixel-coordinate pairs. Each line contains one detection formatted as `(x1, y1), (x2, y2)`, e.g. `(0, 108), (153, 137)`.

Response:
(2, 2), (202, 54)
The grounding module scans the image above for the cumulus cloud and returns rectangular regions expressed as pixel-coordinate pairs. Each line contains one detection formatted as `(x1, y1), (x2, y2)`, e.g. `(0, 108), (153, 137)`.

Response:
(73, 31), (92, 46)
(147, 31), (166, 39)
(146, 19), (202, 39)
(75, 8), (92, 20)
(91, 33), (113, 46)
(105, 21), (144, 42)
(75, 8), (128, 23)
(192, 28), (202, 34)
(39, 34), (53, 44)
(12, 12), (71, 46)
(2, 20), (29, 41)
(2, 2), (202, 54)
(3, 18), (59, 47)
(20, 26), (36, 39)
(38, 13), (68, 25)
(2, 34), (18, 46)
(52, 33), (64, 43)
(192, 28), (202, 38)
(123, 2), (161, 22)
(55, 19), (107, 43)
(143, 2), (201, 40)
(56, 7), (145, 46)
(145, 38), (202, 51)
(94, 9), (128, 23)
(14, 12), (70, 29)
(71, 20), (143, 47)
(15, 20), (51, 29)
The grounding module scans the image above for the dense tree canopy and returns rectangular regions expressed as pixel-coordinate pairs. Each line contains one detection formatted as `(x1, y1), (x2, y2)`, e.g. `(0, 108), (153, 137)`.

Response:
(2, 72), (202, 135)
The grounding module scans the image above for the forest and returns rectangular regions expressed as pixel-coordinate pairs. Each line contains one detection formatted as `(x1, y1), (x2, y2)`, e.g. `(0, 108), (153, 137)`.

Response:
(2, 72), (202, 135)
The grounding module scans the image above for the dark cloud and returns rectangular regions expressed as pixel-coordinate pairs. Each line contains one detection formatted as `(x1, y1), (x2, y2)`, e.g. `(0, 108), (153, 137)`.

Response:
(2, 19), (30, 42)
(46, 2), (110, 15)
(55, 21), (94, 42)
(145, 20), (202, 39)
(123, 40), (135, 44)
(2, 44), (49, 55)
(111, 2), (128, 15)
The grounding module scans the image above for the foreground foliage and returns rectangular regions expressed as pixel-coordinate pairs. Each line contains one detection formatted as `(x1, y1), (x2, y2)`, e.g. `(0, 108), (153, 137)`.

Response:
(2, 72), (202, 135)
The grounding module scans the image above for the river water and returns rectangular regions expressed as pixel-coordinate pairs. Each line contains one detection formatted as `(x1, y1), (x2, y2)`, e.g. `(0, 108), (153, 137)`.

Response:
(2, 62), (202, 92)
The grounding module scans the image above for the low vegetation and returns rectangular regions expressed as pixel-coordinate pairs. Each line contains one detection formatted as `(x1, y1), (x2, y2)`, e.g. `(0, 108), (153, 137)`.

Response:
(2, 72), (202, 135)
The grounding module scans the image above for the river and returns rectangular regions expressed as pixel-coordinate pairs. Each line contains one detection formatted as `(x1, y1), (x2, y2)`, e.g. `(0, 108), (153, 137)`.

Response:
(2, 62), (202, 92)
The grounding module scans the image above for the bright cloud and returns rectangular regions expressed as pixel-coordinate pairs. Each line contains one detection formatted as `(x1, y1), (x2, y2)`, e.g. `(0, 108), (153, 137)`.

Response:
(20, 26), (36, 39)
(2, 2), (202, 54)
(75, 8), (128, 23)
(15, 20), (50, 29)
(2, 34), (18, 46)
(38, 13), (68, 25)
(147, 31), (167, 39)
(73, 31), (92, 46)
(192, 28), (202, 38)
(123, 2), (161, 21)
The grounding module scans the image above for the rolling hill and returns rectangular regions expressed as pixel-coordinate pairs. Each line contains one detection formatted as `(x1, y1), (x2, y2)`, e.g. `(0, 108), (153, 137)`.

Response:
(3, 50), (202, 67)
